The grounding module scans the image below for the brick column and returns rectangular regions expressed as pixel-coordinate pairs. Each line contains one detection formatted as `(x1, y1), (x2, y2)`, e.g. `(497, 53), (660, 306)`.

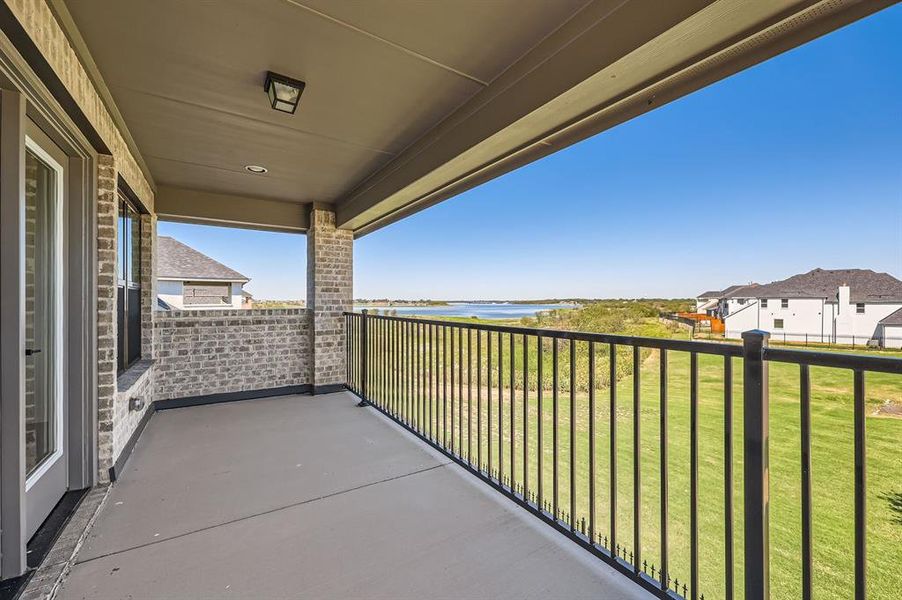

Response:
(306, 206), (352, 394)
(95, 155), (117, 481)
(140, 213), (156, 359)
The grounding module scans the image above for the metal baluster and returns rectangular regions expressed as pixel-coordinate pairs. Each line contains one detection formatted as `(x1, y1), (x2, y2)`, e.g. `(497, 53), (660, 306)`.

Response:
(570, 339), (576, 531)
(538, 335), (544, 512)
(451, 325), (456, 453)
(401, 321), (413, 426)
(660, 348), (669, 591)
(488, 330), (493, 478)
(429, 324), (434, 441)
(523, 334), (529, 499)
(499, 332), (504, 485)
(800, 364), (812, 600)
(443, 326), (448, 447)
(724, 355), (734, 600)
(413, 323), (423, 434)
(611, 343), (618, 552)
(510, 332), (516, 486)
(589, 342), (596, 541)
(553, 337), (559, 519)
(478, 329), (483, 472)
(633, 345), (641, 574)
(690, 352), (699, 600)
(854, 369), (866, 600)
(468, 328), (473, 465)
(459, 327), (464, 459)
(410, 321), (415, 428)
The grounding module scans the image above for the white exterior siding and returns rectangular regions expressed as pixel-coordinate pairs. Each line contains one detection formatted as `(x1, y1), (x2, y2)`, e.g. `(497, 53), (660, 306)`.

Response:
(723, 299), (758, 335)
(882, 324), (902, 349)
(696, 298), (718, 313)
(230, 283), (243, 309)
(157, 279), (245, 310)
(158, 279), (184, 309)
(724, 294), (902, 346)
(837, 302), (901, 341)
(752, 297), (829, 343)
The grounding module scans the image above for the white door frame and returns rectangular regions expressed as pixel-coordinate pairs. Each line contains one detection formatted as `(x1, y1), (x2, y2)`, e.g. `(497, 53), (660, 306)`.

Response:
(0, 73), (97, 579)
(22, 131), (68, 539)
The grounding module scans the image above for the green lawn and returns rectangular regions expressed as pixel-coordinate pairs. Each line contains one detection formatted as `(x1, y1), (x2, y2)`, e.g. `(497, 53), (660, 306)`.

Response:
(359, 316), (901, 600)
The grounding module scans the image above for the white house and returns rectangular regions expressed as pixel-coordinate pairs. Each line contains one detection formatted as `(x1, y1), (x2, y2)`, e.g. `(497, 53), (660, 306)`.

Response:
(156, 236), (249, 310)
(699, 269), (902, 347)
(695, 284), (757, 315)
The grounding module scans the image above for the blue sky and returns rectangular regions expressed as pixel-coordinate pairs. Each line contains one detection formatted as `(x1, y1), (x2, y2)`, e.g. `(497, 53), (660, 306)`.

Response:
(160, 6), (901, 300)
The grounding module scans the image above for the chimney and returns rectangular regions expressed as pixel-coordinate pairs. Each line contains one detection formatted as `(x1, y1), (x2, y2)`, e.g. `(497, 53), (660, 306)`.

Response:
(837, 284), (851, 314)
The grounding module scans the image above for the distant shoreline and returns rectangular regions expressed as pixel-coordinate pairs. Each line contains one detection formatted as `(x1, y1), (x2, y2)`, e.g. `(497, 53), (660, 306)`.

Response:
(354, 299), (582, 306)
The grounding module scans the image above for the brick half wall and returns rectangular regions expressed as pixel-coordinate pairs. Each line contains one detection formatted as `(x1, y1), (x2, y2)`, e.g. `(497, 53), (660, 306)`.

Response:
(153, 309), (312, 401)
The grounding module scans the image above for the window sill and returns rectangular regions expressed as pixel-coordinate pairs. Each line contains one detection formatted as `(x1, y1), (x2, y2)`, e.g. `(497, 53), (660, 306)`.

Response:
(117, 359), (154, 394)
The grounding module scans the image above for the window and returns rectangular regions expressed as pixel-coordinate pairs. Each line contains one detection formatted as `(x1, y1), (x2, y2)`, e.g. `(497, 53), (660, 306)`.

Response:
(738, 298), (747, 305)
(781, 298), (789, 309)
(117, 193), (142, 372)
(760, 299), (768, 308)
(774, 318), (784, 329)
(856, 303), (865, 314)
(184, 282), (231, 306)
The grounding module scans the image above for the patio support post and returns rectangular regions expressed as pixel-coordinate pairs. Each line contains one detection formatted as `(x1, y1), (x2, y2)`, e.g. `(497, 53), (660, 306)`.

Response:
(742, 330), (770, 600)
(306, 205), (353, 395)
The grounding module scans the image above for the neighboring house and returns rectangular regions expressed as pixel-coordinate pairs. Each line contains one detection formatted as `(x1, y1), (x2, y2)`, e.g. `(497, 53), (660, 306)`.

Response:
(242, 290), (255, 309)
(695, 284), (757, 315)
(157, 236), (250, 310)
(698, 268), (902, 347)
(877, 308), (902, 350)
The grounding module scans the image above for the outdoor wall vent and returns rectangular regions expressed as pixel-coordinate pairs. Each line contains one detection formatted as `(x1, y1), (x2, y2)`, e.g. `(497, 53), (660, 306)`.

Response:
(264, 71), (305, 114)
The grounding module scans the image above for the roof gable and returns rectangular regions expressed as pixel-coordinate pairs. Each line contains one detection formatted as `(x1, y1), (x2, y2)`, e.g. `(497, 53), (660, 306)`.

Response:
(157, 237), (249, 282)
(879, 307), (902, 326)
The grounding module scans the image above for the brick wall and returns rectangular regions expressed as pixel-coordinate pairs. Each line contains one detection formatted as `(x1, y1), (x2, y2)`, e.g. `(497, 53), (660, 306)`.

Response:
(306, 208), (352, 390)
(95, 155), (117, 481)
(154, 309), (312, 401)
(112, 362), (153, 461)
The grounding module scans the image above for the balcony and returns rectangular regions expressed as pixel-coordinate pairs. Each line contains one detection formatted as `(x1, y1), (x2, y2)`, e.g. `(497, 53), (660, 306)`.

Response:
(0, 2), (897, 598)
(56, 390), (647, 599)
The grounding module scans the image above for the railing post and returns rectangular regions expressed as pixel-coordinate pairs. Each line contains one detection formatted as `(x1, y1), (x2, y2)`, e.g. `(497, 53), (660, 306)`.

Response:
(742, 330), (770, 600)
(357, 310), (370, 407)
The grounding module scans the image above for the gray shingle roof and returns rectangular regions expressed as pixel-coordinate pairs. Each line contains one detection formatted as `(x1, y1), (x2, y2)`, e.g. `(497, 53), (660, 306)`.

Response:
(752, 268), (902, 303)
(696, 284), (757, 299)
(880, 307), (902, 326)
(157, 236), (248, 282)
(722, 284), (759, 299)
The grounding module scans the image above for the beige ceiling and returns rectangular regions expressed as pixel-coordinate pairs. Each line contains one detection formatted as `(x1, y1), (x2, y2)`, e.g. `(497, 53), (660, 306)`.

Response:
(62, 0), (588, 202)
(60, 0), (894, 235)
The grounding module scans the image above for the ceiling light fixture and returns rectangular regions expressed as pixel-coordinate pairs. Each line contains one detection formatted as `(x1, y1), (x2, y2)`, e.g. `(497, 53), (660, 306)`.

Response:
(264, 71), (305, 114)
(245, 165), (268, 174)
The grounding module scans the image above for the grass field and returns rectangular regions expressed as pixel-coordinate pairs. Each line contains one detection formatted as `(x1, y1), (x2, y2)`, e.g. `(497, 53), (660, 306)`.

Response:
(353, 303), (902, 600)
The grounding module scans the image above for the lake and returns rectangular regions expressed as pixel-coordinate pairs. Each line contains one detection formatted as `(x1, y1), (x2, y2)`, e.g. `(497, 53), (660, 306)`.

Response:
(352, 302), (576, 320)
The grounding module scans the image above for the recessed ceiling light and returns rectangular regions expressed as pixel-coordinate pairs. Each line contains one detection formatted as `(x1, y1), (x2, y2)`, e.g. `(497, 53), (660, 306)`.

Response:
(245, 165), (267, 174)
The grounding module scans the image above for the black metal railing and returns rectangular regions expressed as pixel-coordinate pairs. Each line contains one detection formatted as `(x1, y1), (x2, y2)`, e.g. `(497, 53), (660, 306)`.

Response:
(344, 311), (902, 600)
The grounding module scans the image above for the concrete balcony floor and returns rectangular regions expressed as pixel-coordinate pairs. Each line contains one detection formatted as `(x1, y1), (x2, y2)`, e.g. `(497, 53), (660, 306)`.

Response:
(59, 392), (650, 599)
